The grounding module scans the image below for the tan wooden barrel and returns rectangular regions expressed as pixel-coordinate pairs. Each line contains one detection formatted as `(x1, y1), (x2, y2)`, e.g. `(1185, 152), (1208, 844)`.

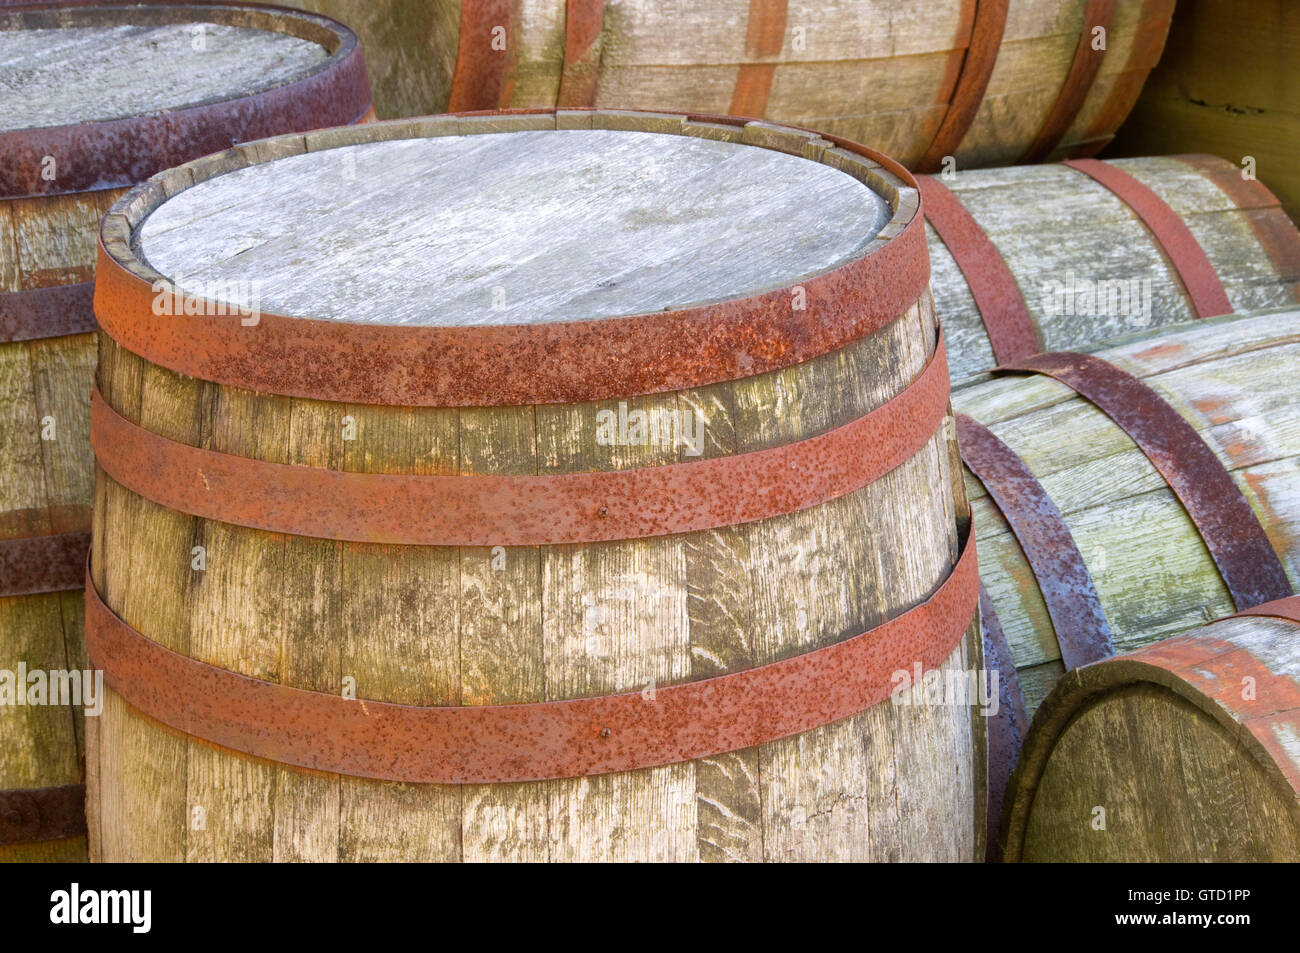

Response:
(85, 110), (983, 862)
(0, 1), (371, 863)
(286, 0), (1171, 170)
(919, 154), (1300, 387)
(1000, 597), (1300, 861)
(952, 307), (1300, 851)
(1110, 0), (1300, 226)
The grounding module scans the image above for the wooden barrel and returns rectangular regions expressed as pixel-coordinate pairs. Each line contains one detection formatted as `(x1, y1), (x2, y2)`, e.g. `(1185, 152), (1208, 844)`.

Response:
(285, 0), (1171, 170)
(1110, 0), (1300, 226)
(1001, 597), (1300, 861)
(85, 110), (982, 862)
(0, 1), (371, 863)
(952, 307), (1300, 850)
(918, 154), (1300, 386)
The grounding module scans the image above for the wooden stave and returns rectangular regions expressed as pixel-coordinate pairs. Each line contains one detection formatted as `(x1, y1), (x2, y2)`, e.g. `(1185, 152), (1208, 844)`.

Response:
(927, 154), (1300, 389)
(953, 307), (1300, 724)
(1000, 610), (1300, 862)
(86, 114), (981, 863)
(0, 1), (373, 862)
(282, 0), (1170, 169)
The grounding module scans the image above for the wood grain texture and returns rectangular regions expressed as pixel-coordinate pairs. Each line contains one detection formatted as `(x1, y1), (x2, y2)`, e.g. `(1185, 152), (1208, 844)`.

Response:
(930, 155), (1300, 388)
(954, 308), (1300, 719)
(136, 129), (887, 326)
(0, 21), (326, 130)
(275, 0), (1166, 166)
(1003, 613), (1300, 861)
(89, 117), (977, 862)
(1108, 0), (1300, 225)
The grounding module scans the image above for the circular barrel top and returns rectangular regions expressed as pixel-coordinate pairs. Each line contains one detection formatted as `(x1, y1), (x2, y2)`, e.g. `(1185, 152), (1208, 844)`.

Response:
(137, 128), (891, 326)
(0, 20), (327, 132)
(0, 4), (371, 198)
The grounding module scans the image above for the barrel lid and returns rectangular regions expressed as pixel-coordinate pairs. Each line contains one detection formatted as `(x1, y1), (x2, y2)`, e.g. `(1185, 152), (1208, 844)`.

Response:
(95, 109), (928, 405)
(135, 128), (891, 327)
(0, 3), (372, 198)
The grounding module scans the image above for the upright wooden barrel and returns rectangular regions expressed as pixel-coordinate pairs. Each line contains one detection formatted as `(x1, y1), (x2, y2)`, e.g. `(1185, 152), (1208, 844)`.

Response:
(287, 0), (1170, 169)
(919, 154), (1300, 386)
(0, 1), (371, 863)
(1001, 597), (1300, 861)
(952, 308), (1299, 850)
(86, 110), (982, 862)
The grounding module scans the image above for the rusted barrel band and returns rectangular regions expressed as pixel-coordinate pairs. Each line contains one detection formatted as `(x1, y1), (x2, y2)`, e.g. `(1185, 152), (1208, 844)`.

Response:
(916, 174), (1039, 363)
(557, 0), (606, 108)
(1063, 158), (1233, 318)
(0, 530), (91, 597)
(0, 282), (95, 342)
(447, 0), (513, 111)
(729, 0), (789, 117)
(91, 334), (949, 547)
(1231, 595), (1300, 626)
(94, 156), (926, 407)
(999, 352), (1293, 611)
(84, 525), (977, 784)
(916, 0), (1010, 172)
(1020, 0), (1115, 164)
(957, 413), (1114, 668)
(979, 583), (1028, 863)
(0, 4), (373, 199)
(0, 783), (86, 846)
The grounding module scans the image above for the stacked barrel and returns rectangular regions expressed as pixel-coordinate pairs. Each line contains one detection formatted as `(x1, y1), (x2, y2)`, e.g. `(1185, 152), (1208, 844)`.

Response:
(3, 0), (1295, 866)
(0, 1), (372, 861)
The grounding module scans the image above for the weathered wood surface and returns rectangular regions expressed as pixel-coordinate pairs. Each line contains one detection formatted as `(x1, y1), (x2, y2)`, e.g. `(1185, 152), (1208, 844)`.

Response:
(930, 155), (1300, 387)
(281, 0), (1169, 168)
(1109, 0), (1300, 225)
(89, 115), (980, 863)
(0, 185), (122, 864)
(0, 21), (326, 130)
(954, 308), (1300, 718)
(1002, 612), (1300, 861)
(137, 129), (889, 325)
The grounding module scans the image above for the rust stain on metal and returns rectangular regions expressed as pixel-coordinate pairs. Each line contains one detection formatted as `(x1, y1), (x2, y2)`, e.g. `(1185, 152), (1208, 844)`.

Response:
(0, 4), (372, 199)
(916, 173), (1040, 364)
(999, 351), (1293, 610)
(957, 413), (1114, 669)
(0, 784), (86, 846)
(979, 582), (1028, 862)
(91, 334), (950, 546)
(84, 530), (979, 784)
(557, 0), (605, 108)
(0, 282), (95, 342)
(93, 113), (929, 407)
(916, 0), (1010, 172)
(1064, 158), (1233, 318)
(447, 0), (513, 111)
(0, 530), (91, 597)
(1020, 0), (1116, 164)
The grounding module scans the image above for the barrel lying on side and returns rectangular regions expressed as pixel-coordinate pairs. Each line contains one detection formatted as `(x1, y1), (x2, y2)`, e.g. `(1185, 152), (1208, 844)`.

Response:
(0, 1), (371, 863)
(919, 154), (1300, 386)
(86, 110), (982, 863)
(956, 308), (1300, 721)
(290, 0), (1170, 169)
(1001, 597), (1300, 861)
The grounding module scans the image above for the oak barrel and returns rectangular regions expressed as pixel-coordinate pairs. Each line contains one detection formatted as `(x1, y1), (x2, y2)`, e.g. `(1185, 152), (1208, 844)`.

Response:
(920, 155), (1300, 386)
(0, 1), (371, 862)
(286, 0), (1170, 170)
(86, 110), (982, 862)
(1001, 598), (1300, 861)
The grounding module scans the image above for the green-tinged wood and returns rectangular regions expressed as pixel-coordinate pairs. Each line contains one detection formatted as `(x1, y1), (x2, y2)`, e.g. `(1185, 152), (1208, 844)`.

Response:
(1001, 613), (1300, 861)
(954, 308), (1300, 720)
(931, 155), (1300, 388)
(1109, 0), (1300, 224)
